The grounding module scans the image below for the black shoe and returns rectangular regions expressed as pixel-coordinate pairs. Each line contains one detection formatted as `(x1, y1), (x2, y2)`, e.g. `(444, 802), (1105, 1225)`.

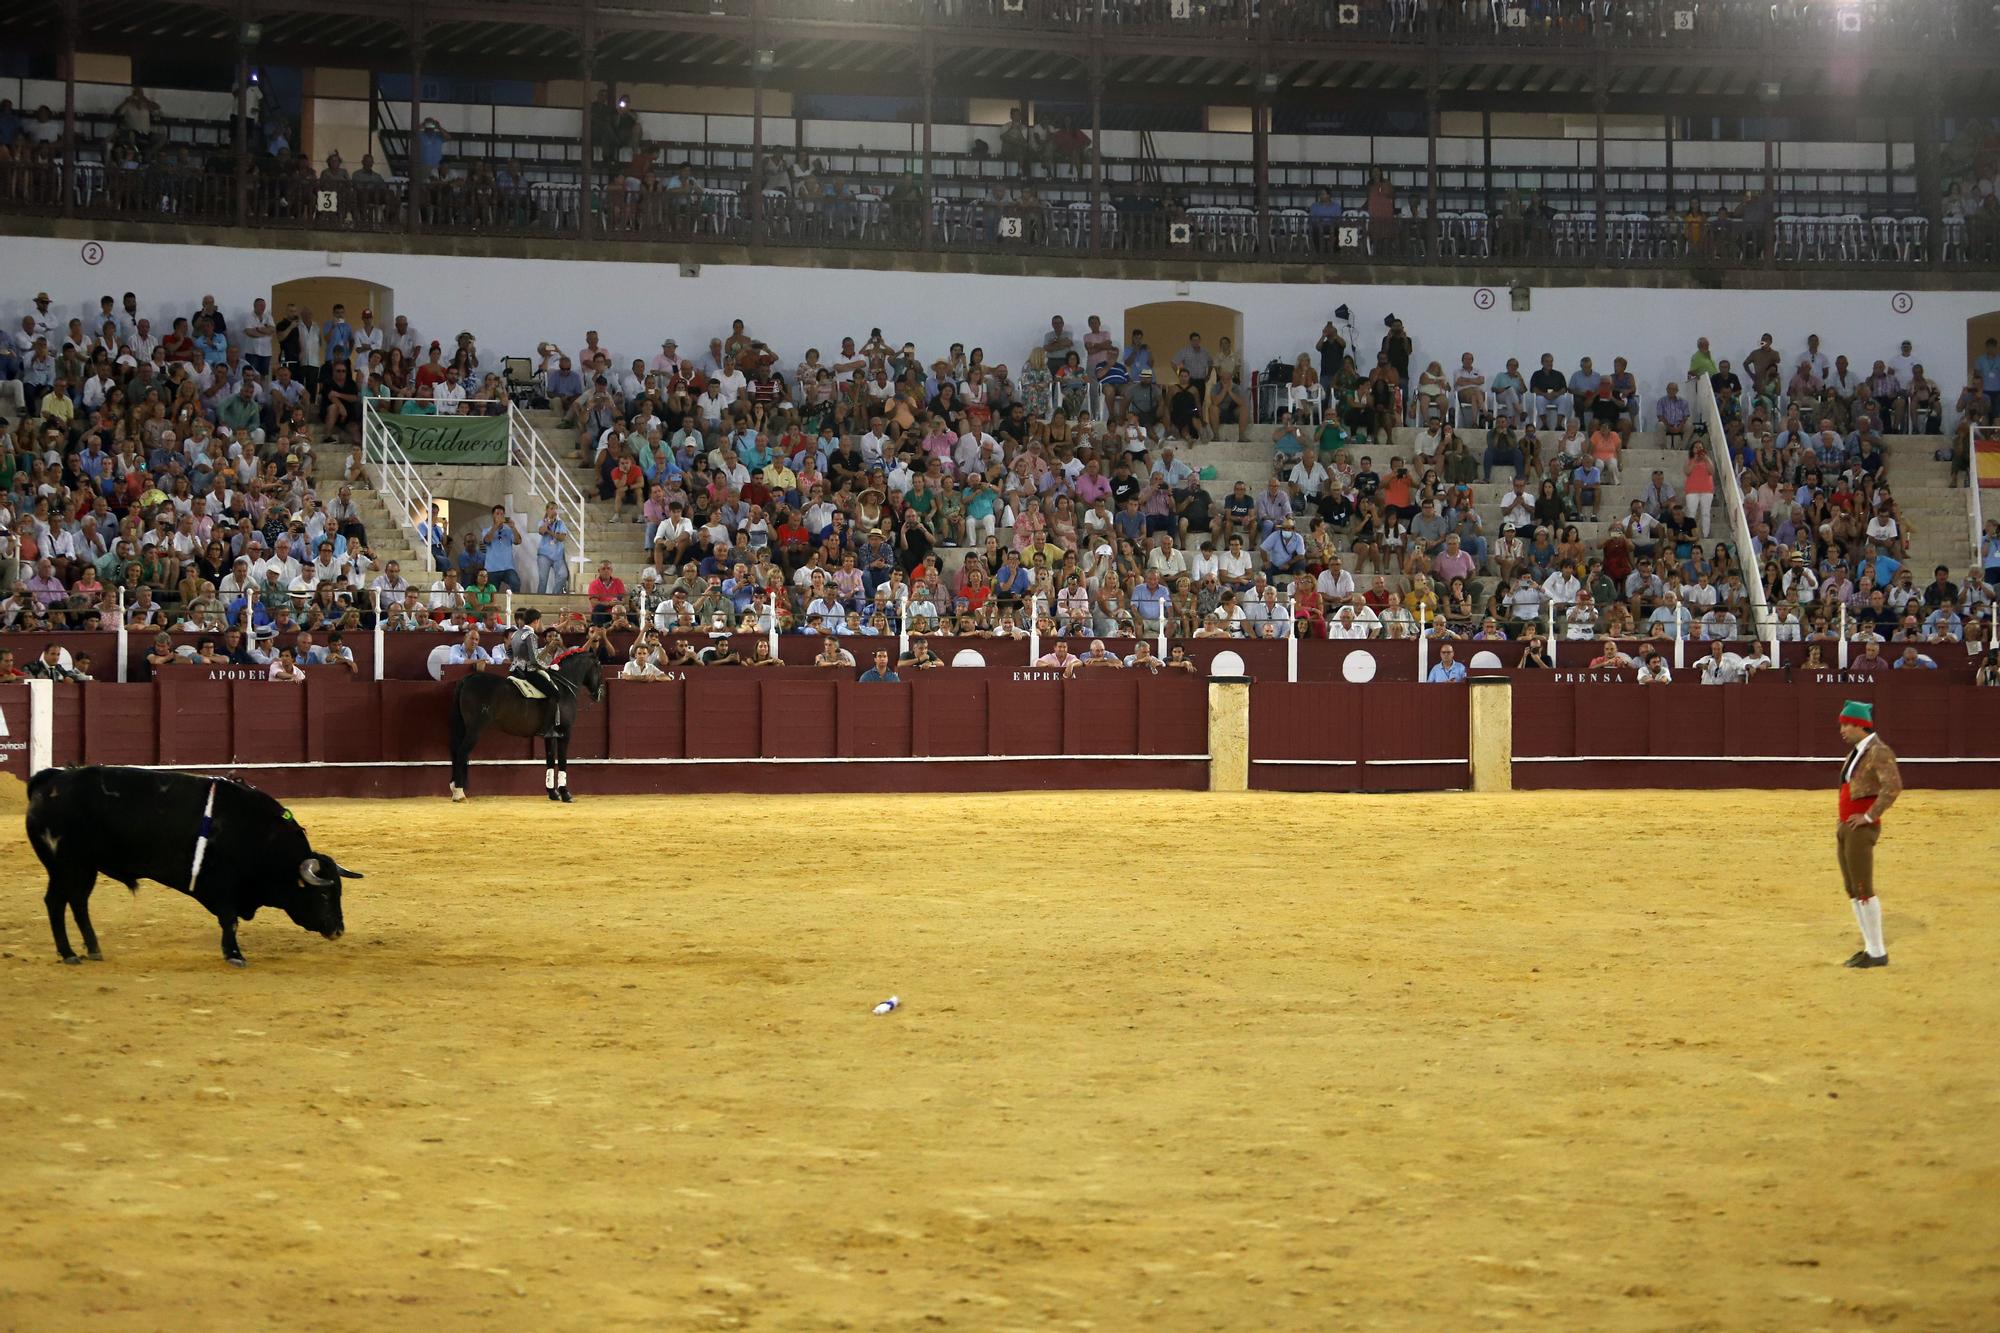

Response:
(1842, 951), (1888, 968)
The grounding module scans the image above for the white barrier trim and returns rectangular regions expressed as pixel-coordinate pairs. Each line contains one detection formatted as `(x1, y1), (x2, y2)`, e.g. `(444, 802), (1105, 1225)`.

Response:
(121, 752), (1210, 771)
(25, 678), (53, 776)
(1251, 757), (1466, 767)
(1514, 754), (1996, 764)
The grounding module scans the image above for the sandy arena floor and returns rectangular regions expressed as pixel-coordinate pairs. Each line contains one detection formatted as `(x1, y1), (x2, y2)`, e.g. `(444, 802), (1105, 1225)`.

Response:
(0, 783), (1996, 1332)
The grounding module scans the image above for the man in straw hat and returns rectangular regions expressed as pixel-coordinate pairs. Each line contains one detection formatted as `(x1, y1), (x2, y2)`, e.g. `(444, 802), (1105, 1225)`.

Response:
(1835, 700), (1902, 968)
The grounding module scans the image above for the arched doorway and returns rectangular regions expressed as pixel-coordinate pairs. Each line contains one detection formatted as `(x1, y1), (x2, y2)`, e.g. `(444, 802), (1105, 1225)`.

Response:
(1967, 308), (2000, 381)
(270, 276), (394, 342)
(1123, 300), (1245, 379)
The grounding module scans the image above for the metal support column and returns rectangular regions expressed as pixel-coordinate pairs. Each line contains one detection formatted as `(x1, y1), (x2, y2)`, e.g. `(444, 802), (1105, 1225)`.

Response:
(1917, 90), (1943, 269)
(1423, 85), (1438, 263)
(1089, 57), (1105, 256)
(60, 0), (77, 218)
(407, 5), (424, 235)
(234, 0), (252, 225)
(579, 0), (596, 240)
(1252, 81), (1271, 253)
(920, 34), (934, 250)
(1593, 87), (1608, 257)
(1481, 110), (1494, 216)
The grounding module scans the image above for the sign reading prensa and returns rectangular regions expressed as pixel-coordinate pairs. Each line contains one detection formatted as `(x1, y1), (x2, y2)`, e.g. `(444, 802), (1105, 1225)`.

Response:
(376, 413), (510, 464)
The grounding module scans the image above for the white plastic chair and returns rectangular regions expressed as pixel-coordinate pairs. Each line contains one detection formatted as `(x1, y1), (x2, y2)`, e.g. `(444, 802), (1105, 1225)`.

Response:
(1898, 216), (1928, 262)
(1451, 209), (1488, 257)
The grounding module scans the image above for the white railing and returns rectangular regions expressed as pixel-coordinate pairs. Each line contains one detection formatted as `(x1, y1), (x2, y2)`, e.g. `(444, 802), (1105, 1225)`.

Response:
(508, 403), (589, 591)
(1693, 374), (1775, 647)
(1968, 422), (1990, 570)
(360, 398), (442, 573)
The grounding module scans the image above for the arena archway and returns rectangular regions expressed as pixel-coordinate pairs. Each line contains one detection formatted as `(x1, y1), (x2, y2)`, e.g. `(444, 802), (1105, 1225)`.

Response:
(269, 276), (394, 341)
(1122, 300), (1245, 376)
(1967, 308), (2000, 379)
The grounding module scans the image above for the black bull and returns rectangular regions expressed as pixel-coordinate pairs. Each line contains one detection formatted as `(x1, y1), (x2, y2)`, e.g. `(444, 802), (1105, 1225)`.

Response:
(448, 650), (605, 802)
(25, 766), (364, 967)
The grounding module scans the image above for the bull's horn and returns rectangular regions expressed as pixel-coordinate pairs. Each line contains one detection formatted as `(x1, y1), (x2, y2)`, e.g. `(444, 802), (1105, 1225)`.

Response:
(300, 856), (337, 888)
(329, 860), (366, 880)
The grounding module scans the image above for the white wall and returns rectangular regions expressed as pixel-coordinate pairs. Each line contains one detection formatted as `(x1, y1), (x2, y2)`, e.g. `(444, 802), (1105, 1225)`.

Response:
(8, 235), (1992, 397)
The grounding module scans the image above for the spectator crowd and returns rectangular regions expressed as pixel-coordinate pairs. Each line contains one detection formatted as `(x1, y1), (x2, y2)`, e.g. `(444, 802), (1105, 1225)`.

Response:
(4, 278), (1997, 688)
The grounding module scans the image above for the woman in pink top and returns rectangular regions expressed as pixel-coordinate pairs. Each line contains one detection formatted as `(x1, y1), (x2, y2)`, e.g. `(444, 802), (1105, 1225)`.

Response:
(1684, 443), (1716, 538)
(1588, 423), (1622, 482)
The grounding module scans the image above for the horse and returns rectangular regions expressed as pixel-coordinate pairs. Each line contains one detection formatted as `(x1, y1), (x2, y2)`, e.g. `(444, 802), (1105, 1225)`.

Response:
(448, 648), (605, 803)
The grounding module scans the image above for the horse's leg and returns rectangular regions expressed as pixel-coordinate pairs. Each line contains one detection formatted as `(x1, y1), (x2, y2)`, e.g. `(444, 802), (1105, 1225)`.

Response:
(544, 724), (561, 801)
(450, 696), (487, 802)
(556, 727), (573, 803)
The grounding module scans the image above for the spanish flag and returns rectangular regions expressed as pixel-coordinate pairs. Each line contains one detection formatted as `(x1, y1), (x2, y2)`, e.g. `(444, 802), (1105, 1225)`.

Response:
(1981, 433), (2000, 489)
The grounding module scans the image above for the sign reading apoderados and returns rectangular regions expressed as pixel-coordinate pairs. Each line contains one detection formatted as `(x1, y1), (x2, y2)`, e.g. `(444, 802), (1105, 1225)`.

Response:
(377, 413), (510, 464)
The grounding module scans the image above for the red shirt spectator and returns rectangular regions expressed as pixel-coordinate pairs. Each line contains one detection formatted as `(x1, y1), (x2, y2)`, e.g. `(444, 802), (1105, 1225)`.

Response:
(587, 564), (627, 613)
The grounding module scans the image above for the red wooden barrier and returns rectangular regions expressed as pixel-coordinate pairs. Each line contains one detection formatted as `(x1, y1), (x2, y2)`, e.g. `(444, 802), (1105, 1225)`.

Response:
(1248, 683), (1469, 791)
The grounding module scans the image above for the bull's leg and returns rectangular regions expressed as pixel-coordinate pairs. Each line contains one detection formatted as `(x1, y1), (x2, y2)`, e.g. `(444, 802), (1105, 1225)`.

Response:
(218, 917), (247, 968)
(45, 880), (80, 965)
(70, 882), (103, 961)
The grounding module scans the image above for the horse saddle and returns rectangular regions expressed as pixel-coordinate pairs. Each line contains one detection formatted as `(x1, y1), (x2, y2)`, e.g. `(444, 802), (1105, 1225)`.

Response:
(507, 676), (550, 700)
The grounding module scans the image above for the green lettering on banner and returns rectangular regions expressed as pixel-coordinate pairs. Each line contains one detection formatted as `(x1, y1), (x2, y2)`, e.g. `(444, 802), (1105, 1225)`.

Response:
(377, 413), (511, 464)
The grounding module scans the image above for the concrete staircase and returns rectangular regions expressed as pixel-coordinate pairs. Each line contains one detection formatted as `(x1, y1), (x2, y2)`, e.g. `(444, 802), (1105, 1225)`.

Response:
(1882, 437), (1976, 585)
(311, 453), (426, 583)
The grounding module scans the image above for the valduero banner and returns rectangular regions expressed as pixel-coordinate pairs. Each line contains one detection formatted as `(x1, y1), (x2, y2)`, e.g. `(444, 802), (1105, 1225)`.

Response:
(377, 413), (509, 464)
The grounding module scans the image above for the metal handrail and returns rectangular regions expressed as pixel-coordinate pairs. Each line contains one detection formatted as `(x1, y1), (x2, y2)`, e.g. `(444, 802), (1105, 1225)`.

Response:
(360, 398), (443, 574)
(508, 403), (590, 588)
(1694, 375), (1775, 648)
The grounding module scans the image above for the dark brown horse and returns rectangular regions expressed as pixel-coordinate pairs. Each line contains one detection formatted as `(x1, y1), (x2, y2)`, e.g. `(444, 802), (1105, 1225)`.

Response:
(448, 649), (604, 802)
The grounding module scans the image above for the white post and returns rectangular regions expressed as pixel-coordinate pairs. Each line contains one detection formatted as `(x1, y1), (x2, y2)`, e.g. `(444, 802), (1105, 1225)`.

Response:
(1838, 598), (1850, 669)
(371, 587), (385, 681)
(504, 589), (514, 623)
(25, 677), (54, 776)
(115, 585), (128, 682)
(1416, 601), (1430, 680)
(1672, 607), (1685, 671)
(1158, 596), (1170, 661)
(1545, 594), (1556, 667)
(898, 591), (911, 656)
(1285, 593), (1297, 681)
(768, 605), (780, 661)
(1028, 593), (1043, 665)
(639, 586), (649, 637)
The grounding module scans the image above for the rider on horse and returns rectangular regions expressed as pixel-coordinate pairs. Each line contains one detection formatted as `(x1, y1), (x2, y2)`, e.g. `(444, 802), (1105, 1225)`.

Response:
(507, 608), (566, 733)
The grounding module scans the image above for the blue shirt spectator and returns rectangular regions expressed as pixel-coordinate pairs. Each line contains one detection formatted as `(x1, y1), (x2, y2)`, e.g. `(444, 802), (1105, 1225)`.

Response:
(1426, 655), (1468, 683)
(483, 517), (518, 575)
(324, 315), (354, 363)
(416, 121), (446, 171)
(1261, 524), (1305, 572)
(1130, 579), (1171, 625)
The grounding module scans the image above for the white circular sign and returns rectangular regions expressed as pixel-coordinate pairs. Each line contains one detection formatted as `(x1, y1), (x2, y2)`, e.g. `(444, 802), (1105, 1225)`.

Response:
(949, 649), (987, 667)
(1209, 650), (1246, 677)
(426, 645), (454, 680)
(1469, 650), (1503, 670)
(1340, 650), (1378, 683)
